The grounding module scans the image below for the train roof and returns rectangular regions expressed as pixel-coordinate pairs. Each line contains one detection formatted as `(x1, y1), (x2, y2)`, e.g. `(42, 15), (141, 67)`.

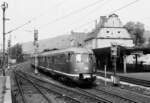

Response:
(39, 47), (93, 56)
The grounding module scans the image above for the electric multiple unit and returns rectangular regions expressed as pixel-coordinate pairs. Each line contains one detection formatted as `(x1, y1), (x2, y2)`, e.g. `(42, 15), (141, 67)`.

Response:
(31, 47), (97, 84)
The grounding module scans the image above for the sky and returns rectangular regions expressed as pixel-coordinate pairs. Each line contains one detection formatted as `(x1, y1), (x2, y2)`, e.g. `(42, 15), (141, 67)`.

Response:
(0, 0), (150, 47)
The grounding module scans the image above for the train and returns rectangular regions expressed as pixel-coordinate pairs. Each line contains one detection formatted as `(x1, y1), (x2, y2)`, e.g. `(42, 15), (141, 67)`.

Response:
(31, 47), (97, 84)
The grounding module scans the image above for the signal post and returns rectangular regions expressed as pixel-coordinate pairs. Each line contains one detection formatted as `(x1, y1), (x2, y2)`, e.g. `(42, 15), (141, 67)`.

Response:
(7, 35), (11, 69)
(111, 44), (120, 86)
(1, 2), (8, 76)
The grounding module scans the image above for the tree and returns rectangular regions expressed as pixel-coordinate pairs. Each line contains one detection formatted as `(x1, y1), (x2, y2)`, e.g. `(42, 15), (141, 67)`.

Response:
(124, 21), (145, 46)
(9, 43), (24, 63)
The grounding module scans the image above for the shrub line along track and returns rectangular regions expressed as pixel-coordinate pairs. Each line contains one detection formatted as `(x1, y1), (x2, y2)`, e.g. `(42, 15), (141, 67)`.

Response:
(16, 70), (112, 103)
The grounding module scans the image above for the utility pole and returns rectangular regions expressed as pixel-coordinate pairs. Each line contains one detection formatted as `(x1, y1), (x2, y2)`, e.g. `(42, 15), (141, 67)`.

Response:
(34, 29), (39, 74)
(1, 2), (8, 76)
(7, 35), (11, 69)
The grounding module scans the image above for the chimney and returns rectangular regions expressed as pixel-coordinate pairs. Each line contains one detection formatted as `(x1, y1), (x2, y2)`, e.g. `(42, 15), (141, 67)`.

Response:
(95, 19), (98, 28)
(99, 16), (107, 27)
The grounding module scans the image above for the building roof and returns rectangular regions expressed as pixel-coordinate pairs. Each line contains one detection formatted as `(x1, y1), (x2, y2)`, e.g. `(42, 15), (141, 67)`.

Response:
(39, 47), (94, 56)
(85, 14), (131, 41)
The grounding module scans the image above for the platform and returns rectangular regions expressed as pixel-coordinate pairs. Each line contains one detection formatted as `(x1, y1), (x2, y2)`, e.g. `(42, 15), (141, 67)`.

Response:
(97, 70), (150, 81)
(119, 72), (150, 81)
(0, 76), (12, 103)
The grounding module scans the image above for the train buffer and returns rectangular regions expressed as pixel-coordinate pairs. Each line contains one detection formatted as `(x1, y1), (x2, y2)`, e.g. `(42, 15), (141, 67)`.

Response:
(0, 76), (12, 103)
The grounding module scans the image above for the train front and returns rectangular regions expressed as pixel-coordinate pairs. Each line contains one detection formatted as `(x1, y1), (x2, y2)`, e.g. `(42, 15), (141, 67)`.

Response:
(70, 52), (97, 84)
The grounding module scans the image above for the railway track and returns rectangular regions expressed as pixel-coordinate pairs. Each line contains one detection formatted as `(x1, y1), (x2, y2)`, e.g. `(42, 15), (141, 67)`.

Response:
(14, 70), (83, 103)
(76, 87), (141, 103)
(14, 71), (27, 103)
(14, 71), (52, 103)
(13, 69), (150, 103)
(99, 86), (150, 103)
(15, 70), (112, 103)
(94, 88), (140, 103)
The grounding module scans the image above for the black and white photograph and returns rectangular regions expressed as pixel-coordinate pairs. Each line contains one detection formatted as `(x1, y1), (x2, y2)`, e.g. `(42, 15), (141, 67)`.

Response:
(0, 0), (150, 103)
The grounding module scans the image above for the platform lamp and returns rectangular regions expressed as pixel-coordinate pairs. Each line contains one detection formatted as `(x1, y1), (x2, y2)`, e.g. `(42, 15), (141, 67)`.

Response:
(1, 2), (8, 76)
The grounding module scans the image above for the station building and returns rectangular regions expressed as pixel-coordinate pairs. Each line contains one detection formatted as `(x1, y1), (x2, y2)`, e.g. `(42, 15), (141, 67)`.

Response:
(84, 14), (134, 72)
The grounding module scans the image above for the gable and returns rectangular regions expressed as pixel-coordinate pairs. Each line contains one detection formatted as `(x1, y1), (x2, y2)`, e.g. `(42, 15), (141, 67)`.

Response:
(104, 13), (123, 27)
(97, 28), (132, 39)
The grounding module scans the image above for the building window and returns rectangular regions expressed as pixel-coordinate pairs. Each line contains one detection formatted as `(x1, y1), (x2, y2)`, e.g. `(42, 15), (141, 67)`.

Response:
(106, 31), (109, 33)
(118, 31), (121, 33)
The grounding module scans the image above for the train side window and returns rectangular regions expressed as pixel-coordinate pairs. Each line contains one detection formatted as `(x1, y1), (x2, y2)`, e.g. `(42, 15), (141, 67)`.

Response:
(42, 56), (45, 62)
(60, 54), (65, 63)
(47, 56), (50, 63)
(54, 55), (59, 63)
(52, 56), (54, 63)
(49, 56), (52, 63)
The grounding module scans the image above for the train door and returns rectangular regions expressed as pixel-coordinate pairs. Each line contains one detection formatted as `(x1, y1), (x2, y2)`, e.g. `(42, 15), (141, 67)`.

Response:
(46, 56), (49, 68)
(60, 54), (68, 73)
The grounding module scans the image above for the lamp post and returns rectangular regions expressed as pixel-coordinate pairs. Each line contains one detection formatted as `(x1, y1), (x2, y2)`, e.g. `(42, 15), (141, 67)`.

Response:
(1, 2), (8, 76)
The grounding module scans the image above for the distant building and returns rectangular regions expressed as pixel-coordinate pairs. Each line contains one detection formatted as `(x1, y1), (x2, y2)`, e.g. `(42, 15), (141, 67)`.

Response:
(84, 14), (135, 72)
(85, 13), (134, 49)
(69, 31), (87, 47)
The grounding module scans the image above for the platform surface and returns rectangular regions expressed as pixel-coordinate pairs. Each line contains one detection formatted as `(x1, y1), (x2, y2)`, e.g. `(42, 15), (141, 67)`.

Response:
(0, 77), (6, 103)
(0, 76), (12, 103)
(98, 70), (150, 81)
(119, 72), (150, 81)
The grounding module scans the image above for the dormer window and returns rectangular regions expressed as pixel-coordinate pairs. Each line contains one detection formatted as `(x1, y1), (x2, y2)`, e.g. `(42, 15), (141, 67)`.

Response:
(106, 31), (109, 33)
(118, 31), (121, 33)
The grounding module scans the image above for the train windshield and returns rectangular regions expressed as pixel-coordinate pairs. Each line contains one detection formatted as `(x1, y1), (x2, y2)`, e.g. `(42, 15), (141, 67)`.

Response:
(75, 54), (94, 63)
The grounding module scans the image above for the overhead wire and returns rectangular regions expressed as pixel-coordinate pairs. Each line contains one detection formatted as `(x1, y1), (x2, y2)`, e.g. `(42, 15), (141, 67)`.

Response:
(6, 0), (140, 36)
(38, 0), (106, 29)
(108, 0), (140, 14)
(6, 0), (67, 35)
(71, 0), (112, 30)
(73, 0), (140, 31)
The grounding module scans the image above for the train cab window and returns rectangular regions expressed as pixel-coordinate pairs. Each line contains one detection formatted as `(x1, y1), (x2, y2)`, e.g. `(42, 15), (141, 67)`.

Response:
(75, 54), (89, 63)
(76, 54), (82, 62)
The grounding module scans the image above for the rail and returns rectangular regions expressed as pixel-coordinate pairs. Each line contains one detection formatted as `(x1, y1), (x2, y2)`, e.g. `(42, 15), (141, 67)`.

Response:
(17, 70), (112, 103)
